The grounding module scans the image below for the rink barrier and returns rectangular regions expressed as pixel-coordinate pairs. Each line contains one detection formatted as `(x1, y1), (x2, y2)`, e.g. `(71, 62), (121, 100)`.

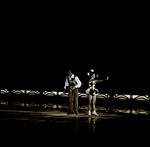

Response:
(0, 89), (150, 113)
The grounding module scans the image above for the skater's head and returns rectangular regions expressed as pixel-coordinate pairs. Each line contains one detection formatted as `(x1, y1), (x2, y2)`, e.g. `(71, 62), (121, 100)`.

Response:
(87, 69), (95, 79)
(68, 70), (73, 77)
(95, 73), (99, 79)
(91, 73), (95, 79)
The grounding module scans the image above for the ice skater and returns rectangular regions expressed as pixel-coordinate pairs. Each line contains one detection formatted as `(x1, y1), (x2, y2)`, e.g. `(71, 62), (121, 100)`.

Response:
(86, 69), (109, 116)
(64, 70), (82, 115)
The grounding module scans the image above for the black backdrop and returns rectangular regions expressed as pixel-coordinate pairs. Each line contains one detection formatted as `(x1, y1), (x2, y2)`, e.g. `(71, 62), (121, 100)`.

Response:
(1, 14), (149, 95)
(1, 47), (149, 95)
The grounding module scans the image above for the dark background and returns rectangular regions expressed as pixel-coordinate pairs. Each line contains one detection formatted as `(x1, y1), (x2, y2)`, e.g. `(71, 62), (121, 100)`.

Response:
(1, 5), (149, 95)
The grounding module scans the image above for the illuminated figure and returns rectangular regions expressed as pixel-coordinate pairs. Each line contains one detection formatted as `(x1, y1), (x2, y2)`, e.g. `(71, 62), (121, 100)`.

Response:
(86, 69), (109, 116)
(64, 70), (82, 115)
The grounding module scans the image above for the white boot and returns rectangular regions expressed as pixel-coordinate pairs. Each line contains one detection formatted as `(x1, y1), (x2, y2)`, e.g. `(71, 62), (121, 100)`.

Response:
(92, 110), (98, 116)
(88, 110), (91, 116)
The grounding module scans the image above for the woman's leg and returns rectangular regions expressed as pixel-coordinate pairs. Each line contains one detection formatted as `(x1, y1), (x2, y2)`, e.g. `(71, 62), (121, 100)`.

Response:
(88, 94), (92, 115)
(92, 95), (96, 111)
(92, 95), (98, 116)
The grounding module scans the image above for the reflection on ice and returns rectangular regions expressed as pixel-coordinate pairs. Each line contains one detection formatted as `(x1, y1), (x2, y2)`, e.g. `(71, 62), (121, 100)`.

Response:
(88, 117), (99, 132)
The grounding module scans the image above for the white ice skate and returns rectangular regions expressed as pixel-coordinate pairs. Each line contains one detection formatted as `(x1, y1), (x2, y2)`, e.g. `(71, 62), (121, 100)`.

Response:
(88, 110), (91, 116)
(92, 110), (99, 116)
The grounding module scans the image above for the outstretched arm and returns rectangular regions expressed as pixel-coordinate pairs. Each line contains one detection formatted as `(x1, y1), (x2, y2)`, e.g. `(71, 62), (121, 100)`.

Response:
(106, 76), (109, 81)
(95, 76), (109, 83)
(95, 79), (104, 83)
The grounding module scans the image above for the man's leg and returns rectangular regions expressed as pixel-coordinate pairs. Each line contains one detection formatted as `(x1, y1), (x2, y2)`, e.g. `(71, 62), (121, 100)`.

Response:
(88, 94), (92, 111)
(69, 91), (74, 113)
(74, 88), (78, 115)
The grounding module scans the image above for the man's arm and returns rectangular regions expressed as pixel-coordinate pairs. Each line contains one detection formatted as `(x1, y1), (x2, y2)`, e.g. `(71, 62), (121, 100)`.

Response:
(64, 76), (69, 90)
(75, 76), (82, 88)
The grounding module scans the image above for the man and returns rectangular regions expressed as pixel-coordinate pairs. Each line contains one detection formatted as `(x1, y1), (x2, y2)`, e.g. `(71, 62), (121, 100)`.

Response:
(64, 70), (82, 115)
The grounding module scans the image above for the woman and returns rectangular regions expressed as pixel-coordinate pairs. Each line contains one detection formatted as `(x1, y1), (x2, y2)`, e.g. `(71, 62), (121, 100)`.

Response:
(86, 69), (109, 116)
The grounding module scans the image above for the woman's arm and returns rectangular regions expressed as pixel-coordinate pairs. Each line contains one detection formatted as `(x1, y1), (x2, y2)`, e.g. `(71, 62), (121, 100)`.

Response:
(95, 77), (109, 83)
(95, 79), (104, 83)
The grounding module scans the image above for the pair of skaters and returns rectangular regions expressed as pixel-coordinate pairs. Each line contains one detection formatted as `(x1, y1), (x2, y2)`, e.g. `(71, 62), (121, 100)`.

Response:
(64, 69), (109, 116)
